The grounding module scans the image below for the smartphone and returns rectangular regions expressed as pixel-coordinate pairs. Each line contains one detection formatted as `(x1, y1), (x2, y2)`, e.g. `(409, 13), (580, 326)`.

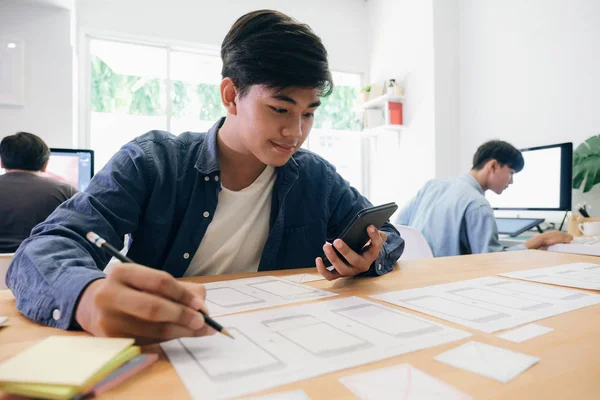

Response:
(323, 202), (398, 268)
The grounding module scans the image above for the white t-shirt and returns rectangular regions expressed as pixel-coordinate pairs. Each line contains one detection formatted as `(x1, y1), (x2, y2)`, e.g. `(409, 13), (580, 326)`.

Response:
(183, 166), (276, 276)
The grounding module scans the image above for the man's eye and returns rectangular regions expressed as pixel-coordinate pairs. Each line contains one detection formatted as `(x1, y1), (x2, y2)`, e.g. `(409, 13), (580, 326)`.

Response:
(270, 106), (287, 114)
(303, 112), (314, 118)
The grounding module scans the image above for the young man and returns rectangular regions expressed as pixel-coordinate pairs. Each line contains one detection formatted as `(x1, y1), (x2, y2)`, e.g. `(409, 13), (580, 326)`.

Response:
(8, 10), (404, 343)
(0, 132), (77, 253)
(396, 140), (572, 257)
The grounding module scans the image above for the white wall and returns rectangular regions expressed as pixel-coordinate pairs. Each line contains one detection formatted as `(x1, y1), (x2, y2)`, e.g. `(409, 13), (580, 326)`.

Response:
(365, 0), (436, 208)
(76, 0), (368, 74)
(459, 0), (600, 219)
(0, 0), (73, 147)
(433, 0), (460, 179)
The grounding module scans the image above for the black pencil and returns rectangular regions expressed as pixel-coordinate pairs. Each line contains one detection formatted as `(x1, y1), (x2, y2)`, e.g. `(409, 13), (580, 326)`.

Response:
(86, 231), (234, 339)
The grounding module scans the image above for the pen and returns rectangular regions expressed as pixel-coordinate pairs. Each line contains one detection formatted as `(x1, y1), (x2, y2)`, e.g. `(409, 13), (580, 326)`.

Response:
(86, 231), (233, 339)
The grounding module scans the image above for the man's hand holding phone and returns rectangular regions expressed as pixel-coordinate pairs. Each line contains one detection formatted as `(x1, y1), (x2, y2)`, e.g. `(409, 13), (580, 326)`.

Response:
(315, 202), (397, 280)
(316, 225), (387, 280)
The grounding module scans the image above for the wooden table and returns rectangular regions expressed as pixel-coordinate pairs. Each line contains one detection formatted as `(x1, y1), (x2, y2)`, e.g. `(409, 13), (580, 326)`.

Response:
(1, 250), (599, 399)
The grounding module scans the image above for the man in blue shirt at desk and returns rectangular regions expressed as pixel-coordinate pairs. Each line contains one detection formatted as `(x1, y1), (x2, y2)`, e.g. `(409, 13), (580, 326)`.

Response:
(7, 10), (404, 343)
(396, 140), (572, 257)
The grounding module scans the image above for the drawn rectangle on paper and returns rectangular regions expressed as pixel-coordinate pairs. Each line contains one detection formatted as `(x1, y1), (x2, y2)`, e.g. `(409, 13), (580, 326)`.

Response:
(180, 329), (283, 381)
(264, 315), (372, 357)
(449, 288), (550, 311)
(487, 280), (586, 300)
(332, 304), (442, 338)
(402, 296), (509, 323)
(206, 287), (265, 308)
(249, 280), (318, 298)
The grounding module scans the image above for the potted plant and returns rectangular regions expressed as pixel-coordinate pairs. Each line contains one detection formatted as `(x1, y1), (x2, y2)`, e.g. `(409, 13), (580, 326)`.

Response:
(573, 134), (600, 193)
(360, 86), (371, 103)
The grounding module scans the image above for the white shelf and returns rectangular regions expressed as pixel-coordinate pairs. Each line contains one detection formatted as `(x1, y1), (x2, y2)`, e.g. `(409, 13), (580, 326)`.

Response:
(360, 94), (405, 110)
(381, 124), (405, 132)
(372, 124), (405, 132)
(362, 124), (405, 135)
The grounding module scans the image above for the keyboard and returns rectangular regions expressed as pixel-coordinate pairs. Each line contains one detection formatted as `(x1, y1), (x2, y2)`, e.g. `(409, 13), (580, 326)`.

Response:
(548, 236), (600, 256)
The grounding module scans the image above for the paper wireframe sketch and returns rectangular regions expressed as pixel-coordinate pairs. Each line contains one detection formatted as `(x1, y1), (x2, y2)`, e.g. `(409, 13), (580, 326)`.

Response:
(371, 277), (600, 333)
(434, 341), (540, 383)
(495, 324), (554, 343)
(161, 296), (471, 400)
(204, 276), (336, 316)
(246, 390), (311, 400)
(281, 274), (325, 284)
(339, 363), (472, 400)
(500, 262), (600, 291)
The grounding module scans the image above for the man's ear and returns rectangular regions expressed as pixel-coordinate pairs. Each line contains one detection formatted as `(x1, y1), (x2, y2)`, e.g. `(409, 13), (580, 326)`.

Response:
(40, 161), (48, 172)
(220, 78), (238, 116)
(488, 159), (499, 172)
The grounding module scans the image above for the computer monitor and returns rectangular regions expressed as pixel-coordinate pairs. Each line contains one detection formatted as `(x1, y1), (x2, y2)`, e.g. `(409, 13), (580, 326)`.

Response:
(45, 148), (95, 191)
(486, 142), (573, 211)
(0, 148), (94, 191)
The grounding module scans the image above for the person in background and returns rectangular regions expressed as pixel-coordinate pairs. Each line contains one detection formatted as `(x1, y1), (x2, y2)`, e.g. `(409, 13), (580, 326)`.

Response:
(396, 140), (572, 257)
(8, 10), (404, 343)
(0, 132), (77, 253)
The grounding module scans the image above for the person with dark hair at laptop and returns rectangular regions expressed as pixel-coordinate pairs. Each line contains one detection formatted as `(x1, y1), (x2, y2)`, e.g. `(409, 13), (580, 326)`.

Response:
(396, 140), (572, 257)
(0, 132), (77, 253)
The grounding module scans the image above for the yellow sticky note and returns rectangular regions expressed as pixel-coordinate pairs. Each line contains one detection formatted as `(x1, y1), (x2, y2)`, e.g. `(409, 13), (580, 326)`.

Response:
(0, 336), (134, 386)
(1, 346), (140, 400)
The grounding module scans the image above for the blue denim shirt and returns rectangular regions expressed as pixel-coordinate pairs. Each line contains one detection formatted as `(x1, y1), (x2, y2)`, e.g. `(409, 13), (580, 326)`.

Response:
(396, 174), (525, 257)
(8, 118), (404, 329)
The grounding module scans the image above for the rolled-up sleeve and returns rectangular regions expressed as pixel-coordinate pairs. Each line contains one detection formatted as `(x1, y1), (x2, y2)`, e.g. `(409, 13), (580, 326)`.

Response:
(326, 167), (404, 277)
(7, 139), (152, 329)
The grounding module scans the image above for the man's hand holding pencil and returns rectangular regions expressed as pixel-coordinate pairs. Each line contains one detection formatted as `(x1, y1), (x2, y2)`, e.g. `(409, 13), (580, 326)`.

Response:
(73, 232), (232, 344)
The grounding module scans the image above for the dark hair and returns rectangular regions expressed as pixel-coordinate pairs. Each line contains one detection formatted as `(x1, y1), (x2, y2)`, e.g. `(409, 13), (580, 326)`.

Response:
(472, 140), (524, 172)
(0, 132), (50, 171)
(221, 9), (333, 98)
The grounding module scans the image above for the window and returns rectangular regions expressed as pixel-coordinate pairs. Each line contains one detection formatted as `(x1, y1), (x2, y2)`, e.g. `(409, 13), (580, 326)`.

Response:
(88, 37), (363, 189)
(313, 71), (362, 131)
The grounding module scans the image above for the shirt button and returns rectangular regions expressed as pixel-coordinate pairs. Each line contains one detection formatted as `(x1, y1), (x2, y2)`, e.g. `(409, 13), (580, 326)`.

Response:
(52, 309), (61, 321)
(214, 176), (219, 181)
(183, 253), (190, 260)
(377, 264), (382, 271)
(204, 176), (209, 181)
(203, 211), (210, 218)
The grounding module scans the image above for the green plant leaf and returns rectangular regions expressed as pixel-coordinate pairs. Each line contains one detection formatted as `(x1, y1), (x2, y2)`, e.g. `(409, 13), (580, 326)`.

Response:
(573, 134), (600, 193)
(573, 169), (585, 189)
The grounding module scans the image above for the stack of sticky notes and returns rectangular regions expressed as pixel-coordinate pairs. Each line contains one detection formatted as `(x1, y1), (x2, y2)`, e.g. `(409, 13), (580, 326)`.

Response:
(0, 336), (141, 399)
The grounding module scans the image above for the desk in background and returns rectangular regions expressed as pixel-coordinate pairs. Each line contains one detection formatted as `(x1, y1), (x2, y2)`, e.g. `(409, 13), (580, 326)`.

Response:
(1, 250), (599, 400)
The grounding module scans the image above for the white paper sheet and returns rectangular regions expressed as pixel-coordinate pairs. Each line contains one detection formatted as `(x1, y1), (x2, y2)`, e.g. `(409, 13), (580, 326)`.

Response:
(161, 297), (471, 400)
(246, 390), (310, 400)
(204, 276), (336, 316)
(0, 316), (7, 327)
(339, 363), (472, 400)
(495, 324), (554, 343)
(371, 277), (600, 333)
(281, 274), (326, 284)
(434, 341), (540, 383)
(500, 262), (600, 291)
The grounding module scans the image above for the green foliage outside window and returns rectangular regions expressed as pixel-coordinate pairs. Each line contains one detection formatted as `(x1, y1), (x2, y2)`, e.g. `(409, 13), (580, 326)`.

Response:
(91, 56), (361, 130)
